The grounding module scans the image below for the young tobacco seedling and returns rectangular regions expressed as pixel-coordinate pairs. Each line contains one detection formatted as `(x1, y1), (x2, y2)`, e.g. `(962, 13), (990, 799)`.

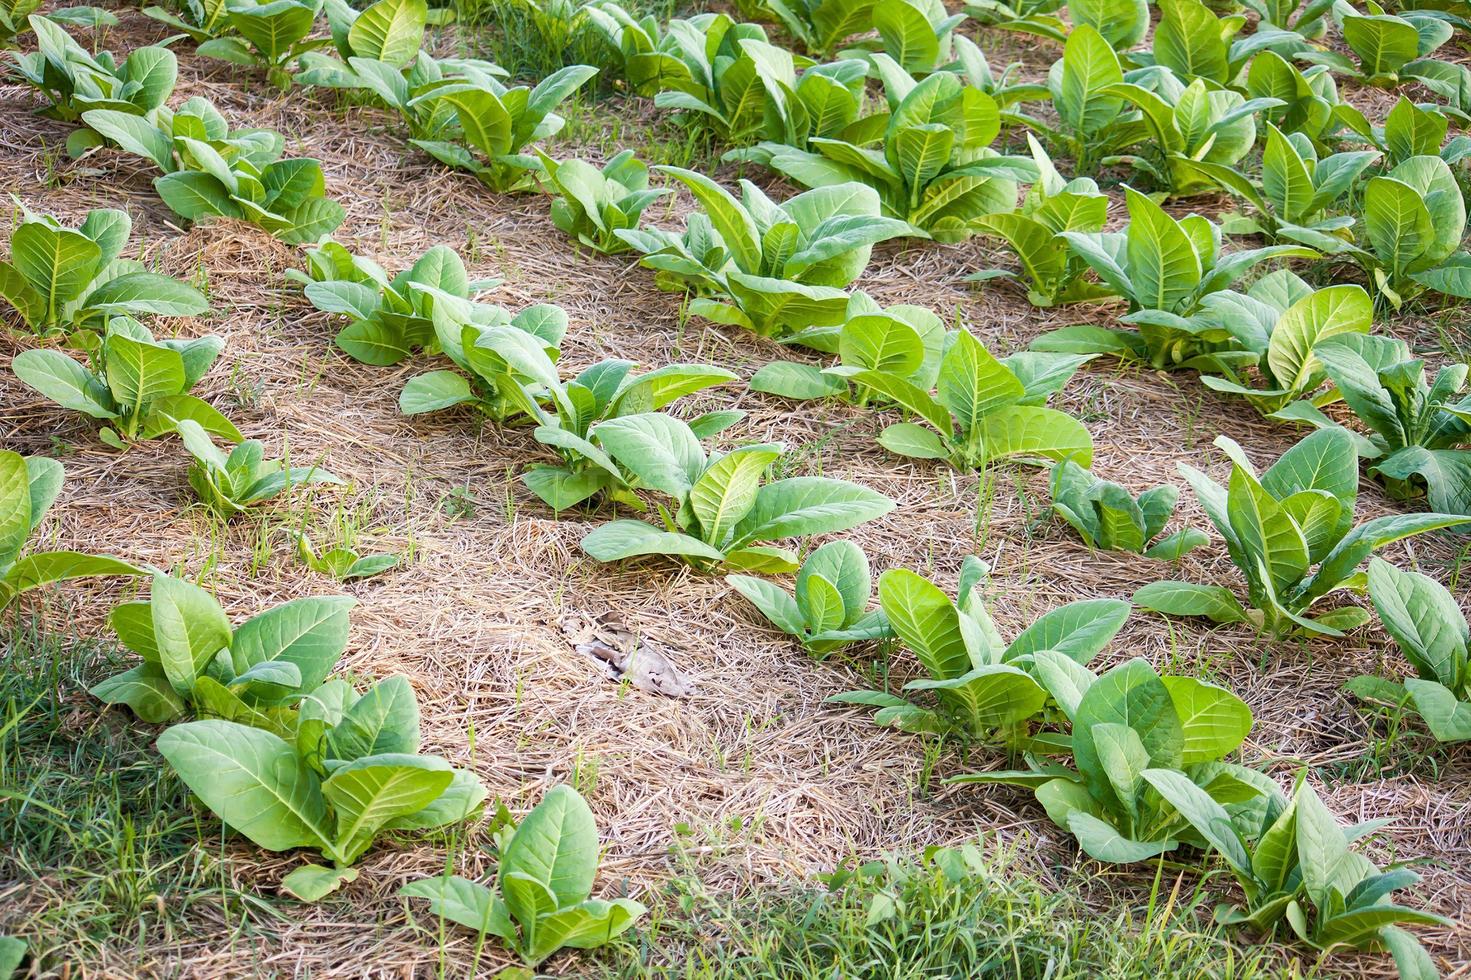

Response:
(397, 302), (567, 422)
(1013, 26), (1138, 177)
(1187, 124), (1378, 252)
(159, 680), (487, 900)
(727, 540), (892, 656)
(1149, 769), (1447, 975)
(831, 556), (1131, 746)
(409, 63), (598, 193)
(12, 317), (241, 448)
(0, 204), (208, 336)
(12, 16), (176, 155)
(1300, 0), (1455, 89)
(1107, 71), (1283, 199)
(143, 0), (230, 41)
(748, 293), (947, 401)
(400, 785), (645, 967)
(1134, 428), (1471, 637)
(1048, 457), (1207, 560)
(968, 135), (1112, 307)
(287, 238), (500, 365)
(1346, 557), (1470, 742)
(580, 4), (719, 98)
(1342, 155), (1471, 310)
(1196, 272), (1374, 416)
(177, 419), (342, 517)
(617, 169), (908, 339)
(757, 58), (1033, 242)
(1032, 188), (1315, 371)
(1302, 333), (1471, 516)
(1144, 0), (1292, 88)
(0, 450), (143, 610)
(842, 327), (1094, 472)
(1334, 97), (1471, 171)
(0, 0), (42, 44)
(83, 97), (346, 245)
(580, 414), (894, 573)
(297, 532), (400, 580)
(197, 0), (331, 90)
(536, 150), (671, 255)
(951, 657), (1267, 865)
(843, 0), (964, 76)
(477, 340), (740, 511)
(296, 0), (430, 79)
(91, 574), (358, 725)
(729, 0), (873, 57)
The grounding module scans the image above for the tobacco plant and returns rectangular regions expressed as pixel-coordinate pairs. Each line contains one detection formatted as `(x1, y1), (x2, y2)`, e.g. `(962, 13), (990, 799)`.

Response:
(159, 698), (486, 899)
(197, 0), (329, 90)
(1, 205), (208, 336)
(301, 52), (509, 141)
(1342, 155), (1471, 309)
(399, 302), (568, 421)
(757, 60), (1031, 242)
(1187, 124), (1378, 251)
(143, 0), (230, 41)
(1106, 72), (1282, 198)
(831, 557), (1131, 745)
(177, 419), (341, 517)
(1065, 0), (1148, 49)
(0, 450), (143, 610)
(727, 541), (891, 656)
(297, 532), (400, 580)
(731, 0), (872, 57)
(83, 98), (345, 244)
(580, 415), (894, 573)
(951, 657), (1266, 865)
(401, 785), (645, 966)
(1143, 0), (1298, 88)
(1347, 557), (1470, 742)
(1032, 189), (1314, 371)
(1048, 458), (1207, 559)
(1334, 96), (1471, 170)
(13, 16), (176, 155)
(633, 16), (869, 148)
(1150, 770), (1447, 972)
(616, 169), (908, 338)
(748, 293), (947, 401)
(1303, 333), (1471, 515)
(967, 136), (1112, 307)
(1244, 52), (1341, 147)
(1015, 26), (1140, 177)
(288, 238), (499, 365)
(0, 0), (42, 44)
(501, 352), (740, 512)
(12, 318), (240, 448)
(91, 574), (358, 726)
(845, 0), (965, 76)
(1300, 0), (1456, 88)
(536, 150), (671, 255)
(1197, 274), (1374, 416)
(840, 327), (1094, 471)
(1134, 429), (1470, 637)
(297, 0), (430, 80)
(409, 64), (598, 192)
(580, 2), (705, 97)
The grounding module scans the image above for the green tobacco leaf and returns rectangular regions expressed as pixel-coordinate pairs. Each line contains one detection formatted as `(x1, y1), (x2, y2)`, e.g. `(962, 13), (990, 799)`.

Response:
(1133, 581), (1249, 623)
(280, 864), (358, 902)
(501, 784), (598, 907)
(157, 720), (333, 853)
(323, 753), (454, 862)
